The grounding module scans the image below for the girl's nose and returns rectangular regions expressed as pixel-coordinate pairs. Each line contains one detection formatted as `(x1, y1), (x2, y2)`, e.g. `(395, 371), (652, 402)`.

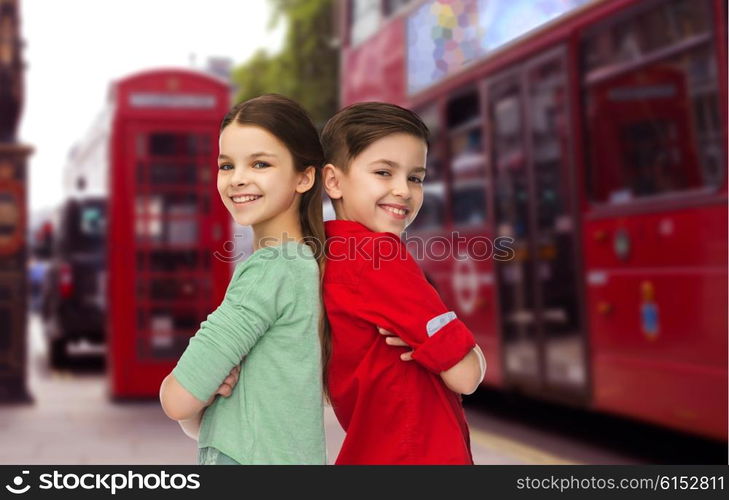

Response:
(230, 166), (249, 186)
(391, 177), (411, 199)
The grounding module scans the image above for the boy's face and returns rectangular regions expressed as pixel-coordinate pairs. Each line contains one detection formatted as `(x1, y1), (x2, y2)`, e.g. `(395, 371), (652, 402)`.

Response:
(325, 133), (427, 235)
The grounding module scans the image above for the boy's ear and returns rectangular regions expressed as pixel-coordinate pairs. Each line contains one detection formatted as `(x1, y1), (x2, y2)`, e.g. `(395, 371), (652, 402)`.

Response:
(295, 166), (316, 194)
(322, 163), (343, 200)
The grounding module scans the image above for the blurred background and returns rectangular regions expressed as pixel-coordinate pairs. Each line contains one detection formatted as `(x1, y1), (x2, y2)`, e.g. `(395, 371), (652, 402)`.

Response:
(0, 0), (726, 464)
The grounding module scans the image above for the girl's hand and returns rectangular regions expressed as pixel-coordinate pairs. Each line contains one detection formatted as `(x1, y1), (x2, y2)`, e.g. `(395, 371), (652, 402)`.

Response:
(204, 364), (241, 407)
(378, 326), (413, 361)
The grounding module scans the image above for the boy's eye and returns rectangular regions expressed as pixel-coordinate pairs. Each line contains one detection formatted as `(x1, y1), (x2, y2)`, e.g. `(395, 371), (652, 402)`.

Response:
(253, 161), (270, 169)
(409, 176), (424, 184)
(218, 164), (233, 171)
(374, 170), (391, 177)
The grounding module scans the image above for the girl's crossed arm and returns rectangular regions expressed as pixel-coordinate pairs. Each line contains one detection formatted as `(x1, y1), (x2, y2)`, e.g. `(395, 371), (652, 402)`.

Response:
(160, 364), (240, 422)
(159, 254), (283, 429)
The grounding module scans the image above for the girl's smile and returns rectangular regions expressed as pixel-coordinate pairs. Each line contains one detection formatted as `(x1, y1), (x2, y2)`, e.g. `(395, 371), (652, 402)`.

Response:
(378, 203), (410, 220)
(229, 194), (263, 206)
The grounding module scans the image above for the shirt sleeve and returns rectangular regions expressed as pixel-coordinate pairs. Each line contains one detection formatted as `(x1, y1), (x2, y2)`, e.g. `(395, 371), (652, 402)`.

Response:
(356, 234), (476, 374)
(171, 253), (285, 402)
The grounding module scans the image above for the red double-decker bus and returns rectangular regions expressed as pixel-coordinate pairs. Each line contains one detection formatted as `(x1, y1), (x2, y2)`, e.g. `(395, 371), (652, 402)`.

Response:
(103, 69), (232, 398)
(338, 0), (727, 440)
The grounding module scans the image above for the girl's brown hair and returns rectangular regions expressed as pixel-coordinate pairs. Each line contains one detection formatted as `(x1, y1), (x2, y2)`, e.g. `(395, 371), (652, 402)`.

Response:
(221, 94), (331, 399)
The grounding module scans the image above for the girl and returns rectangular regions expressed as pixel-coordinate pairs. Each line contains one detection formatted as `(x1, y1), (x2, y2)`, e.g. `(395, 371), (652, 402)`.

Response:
(159, 94), (328, 465)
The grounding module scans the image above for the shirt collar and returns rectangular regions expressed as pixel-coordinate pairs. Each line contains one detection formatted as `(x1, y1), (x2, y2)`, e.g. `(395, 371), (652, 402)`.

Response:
(324, 219), (374, 238)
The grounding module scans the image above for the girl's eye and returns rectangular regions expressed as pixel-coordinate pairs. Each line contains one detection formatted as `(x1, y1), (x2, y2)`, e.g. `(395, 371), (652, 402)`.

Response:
(409, 176), (424, 184)
(375, 170), (391, 177)
(253, 161), (270, 169)
(218, 164), (233, 171)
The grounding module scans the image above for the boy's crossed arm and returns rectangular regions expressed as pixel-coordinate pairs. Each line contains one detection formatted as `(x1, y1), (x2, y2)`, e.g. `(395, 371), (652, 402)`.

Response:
(359, 238), (486, 394)
(380, 327), (486, 395)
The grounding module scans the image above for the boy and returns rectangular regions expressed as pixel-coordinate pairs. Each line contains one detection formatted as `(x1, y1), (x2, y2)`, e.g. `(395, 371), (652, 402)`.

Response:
(321, 102), (486, 464)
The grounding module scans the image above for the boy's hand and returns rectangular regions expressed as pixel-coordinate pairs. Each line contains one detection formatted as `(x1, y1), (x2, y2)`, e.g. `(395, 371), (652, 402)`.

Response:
(204, 364), (241, 406)
(378, 326), (413, 361)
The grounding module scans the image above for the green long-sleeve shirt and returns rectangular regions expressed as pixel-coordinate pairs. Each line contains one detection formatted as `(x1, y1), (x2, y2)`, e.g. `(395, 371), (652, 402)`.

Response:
(172, 241), (326, 464)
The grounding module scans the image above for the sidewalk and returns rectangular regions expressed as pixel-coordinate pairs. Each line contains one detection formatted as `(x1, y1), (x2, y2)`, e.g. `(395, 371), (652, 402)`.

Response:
(0, 314), (515, 465)
(0, 315), (346, 465)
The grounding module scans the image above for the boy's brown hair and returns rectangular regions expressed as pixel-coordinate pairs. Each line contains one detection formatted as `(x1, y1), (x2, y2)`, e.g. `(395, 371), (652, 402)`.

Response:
(320, 102), (430, 171)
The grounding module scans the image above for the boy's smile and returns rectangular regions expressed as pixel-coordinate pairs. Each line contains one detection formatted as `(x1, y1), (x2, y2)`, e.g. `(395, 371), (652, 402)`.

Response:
(325, 133), (427, 235)
(378, 202), (410, 220)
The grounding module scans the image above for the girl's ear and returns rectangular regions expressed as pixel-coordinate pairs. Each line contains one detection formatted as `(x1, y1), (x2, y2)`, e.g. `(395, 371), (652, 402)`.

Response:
(296, 166), (316, 194)
(322, 163), (343, 200)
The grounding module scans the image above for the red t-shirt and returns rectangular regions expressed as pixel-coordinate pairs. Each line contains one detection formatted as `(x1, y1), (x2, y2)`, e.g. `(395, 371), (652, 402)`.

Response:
(324, 220), (476, 464)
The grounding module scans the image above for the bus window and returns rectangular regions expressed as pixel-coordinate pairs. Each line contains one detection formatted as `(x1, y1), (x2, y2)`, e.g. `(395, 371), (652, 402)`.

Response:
(350, 0), (381, 45)
(409, 182), (445, 232)
(447, 90), (487, 227)
(583, 0), (710, 71)
(452, 179), (486, 227)
(417, 104), (442, 180)
(383, 0), (411, 16)
(582, 0), (722, 204)
(490, 77), (528, 239)
(409, 104), (446, 232)
(529, 58), (568, 229)
(411, 142), (446, 231)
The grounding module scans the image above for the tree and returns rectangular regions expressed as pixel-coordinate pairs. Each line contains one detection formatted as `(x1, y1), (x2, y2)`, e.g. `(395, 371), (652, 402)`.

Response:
(232, 0), (339, 126)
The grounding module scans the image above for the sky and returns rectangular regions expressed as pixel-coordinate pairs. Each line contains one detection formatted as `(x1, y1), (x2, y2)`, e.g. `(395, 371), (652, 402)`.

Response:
(18, 0), (285, 216)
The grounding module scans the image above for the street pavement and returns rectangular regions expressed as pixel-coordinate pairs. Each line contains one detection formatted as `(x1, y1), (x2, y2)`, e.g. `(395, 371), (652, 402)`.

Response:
(0, 315), (527, 465)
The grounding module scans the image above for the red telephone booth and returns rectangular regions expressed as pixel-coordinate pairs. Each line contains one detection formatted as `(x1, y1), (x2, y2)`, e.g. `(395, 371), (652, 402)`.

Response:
(107, 69), (231, 398)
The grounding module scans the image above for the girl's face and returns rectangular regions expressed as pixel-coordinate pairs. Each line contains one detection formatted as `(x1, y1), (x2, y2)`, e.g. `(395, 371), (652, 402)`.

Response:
(217, 124), (311, 231)
(326, 133), (427, 235)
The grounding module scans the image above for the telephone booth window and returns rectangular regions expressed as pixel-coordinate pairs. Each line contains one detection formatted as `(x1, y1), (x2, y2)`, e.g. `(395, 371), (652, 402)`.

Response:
(134, 131), (215, 360)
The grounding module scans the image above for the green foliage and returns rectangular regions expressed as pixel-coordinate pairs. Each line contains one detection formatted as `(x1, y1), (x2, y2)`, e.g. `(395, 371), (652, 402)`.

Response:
(232, 0), (339, 126)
